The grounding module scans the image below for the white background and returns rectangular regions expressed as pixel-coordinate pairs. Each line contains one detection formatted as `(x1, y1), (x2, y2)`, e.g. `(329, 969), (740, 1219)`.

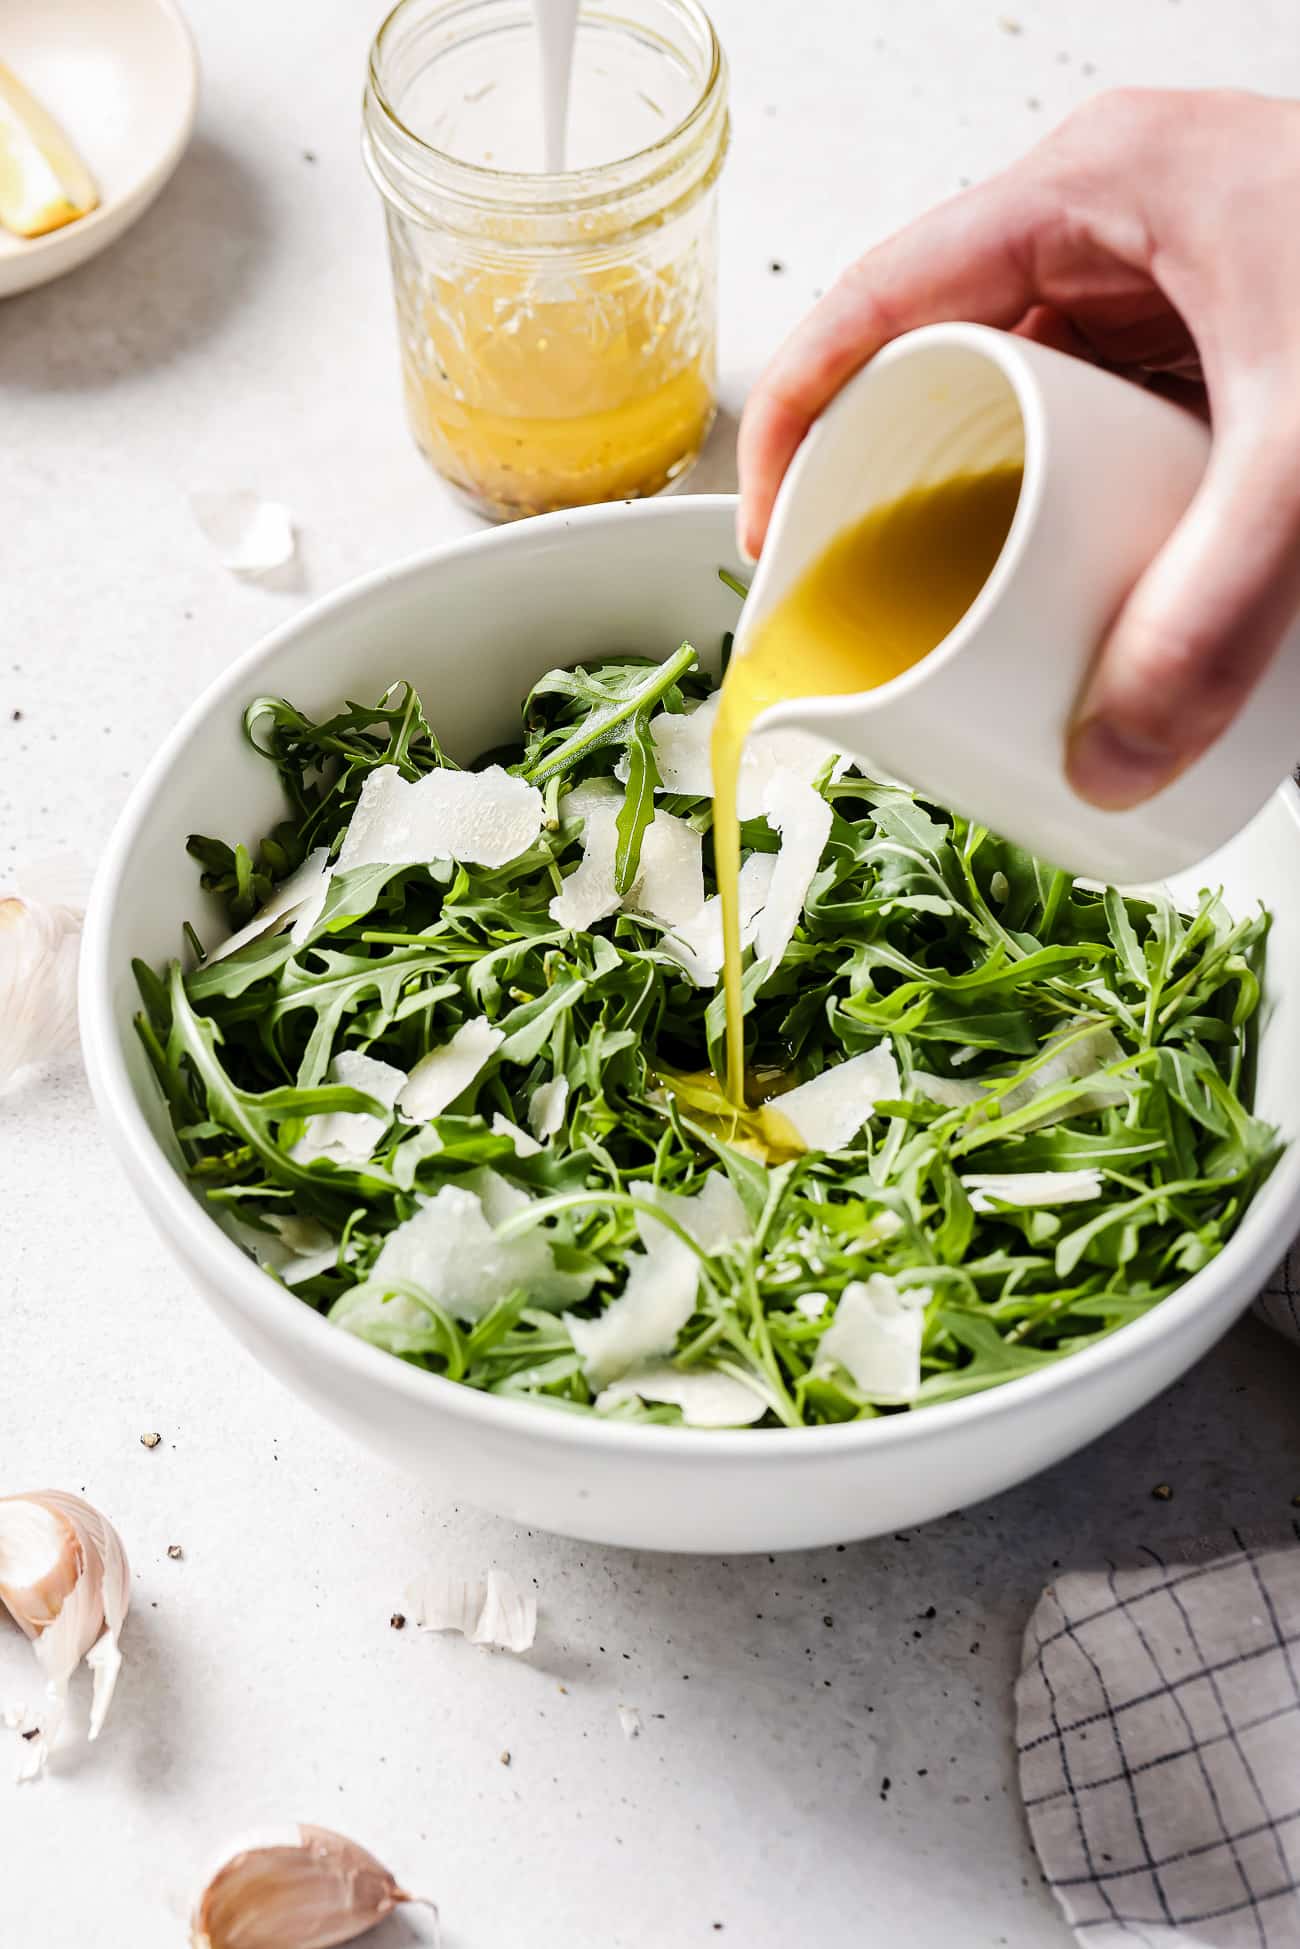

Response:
(4, 2), (1300, 1943)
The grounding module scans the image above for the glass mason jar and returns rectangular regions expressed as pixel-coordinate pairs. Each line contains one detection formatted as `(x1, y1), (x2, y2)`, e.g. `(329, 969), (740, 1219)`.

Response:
(363, 0), (729, 521)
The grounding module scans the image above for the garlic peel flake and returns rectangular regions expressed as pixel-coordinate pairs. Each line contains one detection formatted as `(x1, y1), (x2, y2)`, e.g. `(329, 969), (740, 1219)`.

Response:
(405, 1567), (537, 1654)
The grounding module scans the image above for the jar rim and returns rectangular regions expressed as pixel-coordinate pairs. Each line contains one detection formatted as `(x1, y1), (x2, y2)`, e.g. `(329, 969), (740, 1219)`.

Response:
(366, 0), (725, 209)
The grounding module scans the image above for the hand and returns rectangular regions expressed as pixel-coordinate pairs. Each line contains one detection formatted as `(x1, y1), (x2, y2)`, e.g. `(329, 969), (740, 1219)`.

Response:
(737, 89), (1300, 810)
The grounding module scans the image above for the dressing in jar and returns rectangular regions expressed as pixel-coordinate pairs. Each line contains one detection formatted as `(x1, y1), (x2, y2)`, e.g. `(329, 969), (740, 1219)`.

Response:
(363, 0), (729, 520)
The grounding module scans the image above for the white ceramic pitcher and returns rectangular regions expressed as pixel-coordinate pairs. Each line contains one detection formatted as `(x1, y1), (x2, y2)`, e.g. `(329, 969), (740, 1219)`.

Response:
(736, 321), (1300, 884)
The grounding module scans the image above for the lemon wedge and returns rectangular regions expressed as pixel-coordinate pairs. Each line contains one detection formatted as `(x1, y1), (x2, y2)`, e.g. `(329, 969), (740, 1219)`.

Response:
(0, 61), (97, 239)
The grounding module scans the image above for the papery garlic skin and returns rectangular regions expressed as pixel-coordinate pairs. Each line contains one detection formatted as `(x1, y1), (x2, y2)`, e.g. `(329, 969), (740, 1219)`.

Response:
(0, 1490), (130, 1777)
(0, 886), (82, 1092)
(192, 1824), (431, 1949)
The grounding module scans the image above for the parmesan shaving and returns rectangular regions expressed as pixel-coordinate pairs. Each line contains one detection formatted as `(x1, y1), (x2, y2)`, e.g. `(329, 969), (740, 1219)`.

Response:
(631, 1173), (750, 1253)
(292, 1051), (406, 1167)
(778, 1040), (900, 1153)
(815, 1275), (930, 1403)
(366, 1181), (592, 1321)
(207, 848), (330, 962)
(596, 1362), (768, 1426)
(912, 1020), (1129, 1127)
(617, 1704), (643, 1739)
(627, 811), (704, 927)
(528, 1076), (569, 1142)
(399, 1017), (503, 1121)
(338, 764), (544, 874)
(659, 853), (776, 987)
(962, 1170), (1103, 1212)
(754, 772), (833, 973)
(491, 1113), (542, 1157)
(565, 1175), (746, 1387)
(550, 796), (703, 932)
(632, 694), (839, 818)
(548, 804), (621, 930)
(565, 1230), (699, 1387)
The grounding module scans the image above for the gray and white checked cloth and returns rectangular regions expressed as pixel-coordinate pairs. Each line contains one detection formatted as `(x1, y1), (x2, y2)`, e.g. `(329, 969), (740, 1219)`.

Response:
(1017, 1258), (1300, 1946)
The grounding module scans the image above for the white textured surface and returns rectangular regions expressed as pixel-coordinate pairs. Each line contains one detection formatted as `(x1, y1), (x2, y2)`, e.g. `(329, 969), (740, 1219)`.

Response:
(3, 3), (1300, 1943)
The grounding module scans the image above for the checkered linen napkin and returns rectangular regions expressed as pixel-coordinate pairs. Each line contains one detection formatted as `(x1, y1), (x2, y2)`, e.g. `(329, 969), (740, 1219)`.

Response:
(1016, 1257), (1300, 1946)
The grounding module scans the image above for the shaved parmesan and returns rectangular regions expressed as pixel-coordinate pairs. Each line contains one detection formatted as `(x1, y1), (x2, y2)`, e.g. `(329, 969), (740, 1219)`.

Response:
(292, 1050), (406, 1166)
(566, 1174), (748, 1387)
(1008, 1020), (1128, 1126)
(561, 778), (621, 821)
(596, 1362), (768, 1426)
(795, 1291), (829, 1320)
(912, 1071), (987, 1110)
(465, 1166), (531, 1228)
(628, 812), (704, 927)
(617, 1704), (643, 1739)
(778, 1040), (900, 1153)
(492, 1113), (541, 1157)
(338, 764), (544, 874)
(754, 772), (832, 972)
(631, 1174), (750, 1254)
(368, 1181), (591, 1321)
(260, 1213), (354, 1286)
(549, 804), (621, 930)
(208, 848), (331, 962)
(816, 1275), (930, 1403)
(659, 853), (776, 987)
(565, 1229), (699, 1387)
(631, 694), (839, 818)
(962, 1170), (1103, 1212)
(550, 797), (703, 932)
(406, 1568), (537, 1654)
(399, 1017), (503, 1121)
(913, 1021), (1128, 1127)
(528, 1076), (569, 1142)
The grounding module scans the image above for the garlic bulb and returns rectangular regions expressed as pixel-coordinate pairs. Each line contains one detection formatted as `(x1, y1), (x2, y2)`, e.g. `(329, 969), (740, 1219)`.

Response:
(192, 1825), (433, 1949)
(0, 1491), (130, 1778)
(0, 881), (82, 1092)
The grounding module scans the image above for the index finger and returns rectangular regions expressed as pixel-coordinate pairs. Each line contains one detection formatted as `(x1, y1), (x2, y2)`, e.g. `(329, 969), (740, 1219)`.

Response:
(736, 176), (1040, 558)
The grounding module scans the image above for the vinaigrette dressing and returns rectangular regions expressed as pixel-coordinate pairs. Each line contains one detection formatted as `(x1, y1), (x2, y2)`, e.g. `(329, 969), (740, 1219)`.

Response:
(712, 465), (1024, 1107)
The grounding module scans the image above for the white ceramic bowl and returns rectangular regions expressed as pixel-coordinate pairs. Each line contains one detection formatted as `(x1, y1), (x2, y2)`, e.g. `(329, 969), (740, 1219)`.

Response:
(0, 0), (197, 301)
(80, 497), (1300, 1553)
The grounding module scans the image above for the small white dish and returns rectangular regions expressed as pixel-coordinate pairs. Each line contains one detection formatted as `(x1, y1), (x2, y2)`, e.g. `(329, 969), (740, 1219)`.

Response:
(80, 497), (1300, 1554)
(0, 0), (198, 300)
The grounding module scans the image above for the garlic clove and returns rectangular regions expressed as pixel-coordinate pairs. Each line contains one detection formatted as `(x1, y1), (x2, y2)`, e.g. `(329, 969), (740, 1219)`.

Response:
(192, 1825), (433, 1949)
(0, 883), (82, 1093)
(0, 1491), (130, 1777)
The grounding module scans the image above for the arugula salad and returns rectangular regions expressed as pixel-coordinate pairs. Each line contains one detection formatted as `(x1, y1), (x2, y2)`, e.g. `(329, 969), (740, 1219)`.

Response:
(134, 635), (1277, 1429)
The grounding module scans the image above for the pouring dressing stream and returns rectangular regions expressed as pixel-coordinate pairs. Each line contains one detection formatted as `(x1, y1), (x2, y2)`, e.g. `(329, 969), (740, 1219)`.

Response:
(712, 466), (1023, 1106)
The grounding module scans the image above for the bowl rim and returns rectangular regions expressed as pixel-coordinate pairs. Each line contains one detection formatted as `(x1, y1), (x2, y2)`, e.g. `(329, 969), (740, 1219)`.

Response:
(79, 492), (1300, 1463)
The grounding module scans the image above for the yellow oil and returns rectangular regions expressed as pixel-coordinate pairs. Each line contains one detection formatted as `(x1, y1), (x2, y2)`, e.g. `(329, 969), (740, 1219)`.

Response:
(712, 465), (1024, 1105)
(402, 264), (715, 519)
(656, 1068), (805, 1165)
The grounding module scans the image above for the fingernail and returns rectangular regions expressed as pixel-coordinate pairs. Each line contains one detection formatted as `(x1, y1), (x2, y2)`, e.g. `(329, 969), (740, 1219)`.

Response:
(1067, 718), (1178, 810)
(735, 512), (758, 566)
